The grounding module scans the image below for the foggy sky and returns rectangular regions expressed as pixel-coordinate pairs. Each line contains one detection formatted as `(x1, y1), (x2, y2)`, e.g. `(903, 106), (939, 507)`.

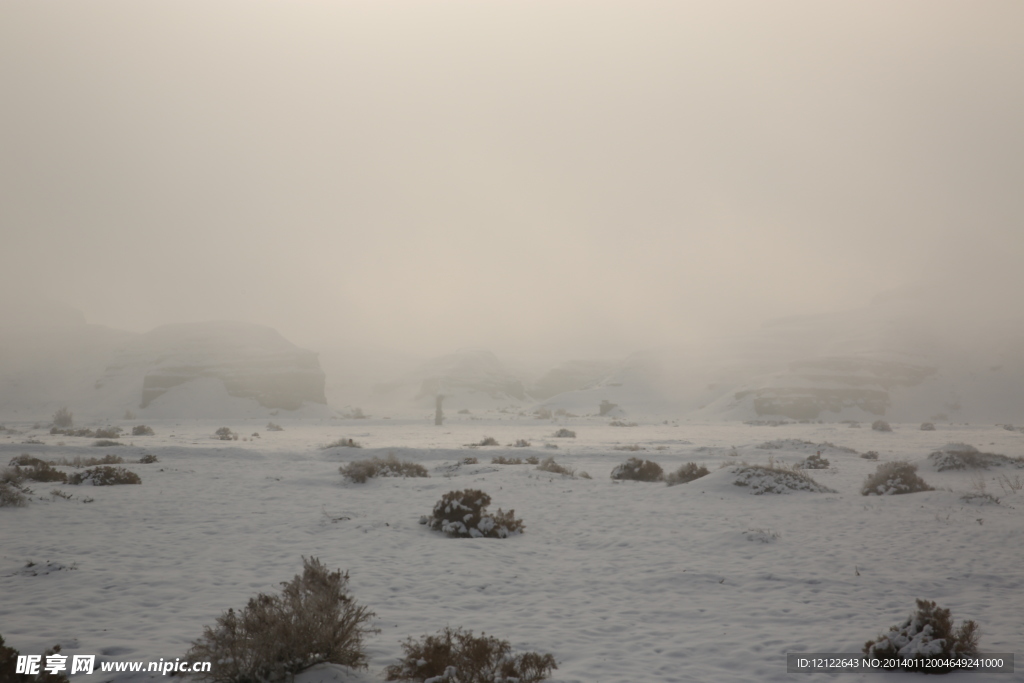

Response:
(2, 1), (1022, 362)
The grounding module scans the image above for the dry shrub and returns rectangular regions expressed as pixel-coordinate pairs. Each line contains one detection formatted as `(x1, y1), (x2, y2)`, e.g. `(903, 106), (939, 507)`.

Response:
(9, 454), (47, 467)
(871, 419), (892, 432)
(462, 456), (479, 465)
(665, 462), (709, 486)
(323, 437), (361, 449)
(425, 489), (523, 538)
(0, 635), (69, 682)
(797, 452), (830, 469)
(13, 461), (67, 484)
(610, 457), (663, 482)
(138, 454), (159, 464)
(861, 461), (932, 495)
(93, 440), (123, 447)
(613, 444), (644, 452)
(340, 455), (428, 483)
(68, 466), (141, 486)
(492, 456), (523, 465)
(864, 599), (979, 672)
(510, 439), (531, 448)
(266, 422), (284, 431)
(928, 444), (1024, 471)
(94, 427), (123, 439)
(608, 420), (637, 427)
(920, 422), (936, 431)
(132, 425), (155, 436)
(385, 627), (556, 682)
(52, 407), (73, 429)
(525, 456), (540, 465)
(187, 557), (377, 682)
(215, 427), (238, 441)
(0, 482), (29, 508)
(536, 457), (573, 476)
(471, 437), (499, 447)
(860, 451), (879, 460)
(552, 428), (576, 438)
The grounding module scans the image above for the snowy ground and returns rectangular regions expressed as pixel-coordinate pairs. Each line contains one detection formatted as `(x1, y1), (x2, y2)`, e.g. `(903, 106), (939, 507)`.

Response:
(1, 415), (1022, 682)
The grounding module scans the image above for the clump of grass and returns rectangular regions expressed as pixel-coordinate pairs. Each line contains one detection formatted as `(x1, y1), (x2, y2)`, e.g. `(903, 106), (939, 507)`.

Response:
(860, 451), (879, 460)
(340, 454), (428, 483)
(509, 439), (531, 448)
(610, 457), (663, 482)
(613, 444), (645, 451)
(863, 599), (979, 672)
(424, 489), (523, 538)
(384, 626), (556, 683)
(266, 422), (284, 431)
(187, 557), (377, 682)
(552, 428), (576, 438)
(665, 462), (709, 486)
(95, 427), (123, 439)
(469, 436), (499, 447)
(138, 454), (159, 464)
(93, 439), (123, 447)
(525, 455), (540, 465)
(861, 461), (932, 495)
(462, 456), (479, 464)
(536, 457), (573, 476)
(609, 420), (637, 427)
(492, 456), (523, 465)
(132, 425), (155, 436)
(871, 419), (892, 432)
(68, 466), (141, 486)
(0, 482), (29, 507)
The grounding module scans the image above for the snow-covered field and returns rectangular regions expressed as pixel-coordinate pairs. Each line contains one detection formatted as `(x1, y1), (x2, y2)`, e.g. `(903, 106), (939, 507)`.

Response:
(2, 416), (1022, 682)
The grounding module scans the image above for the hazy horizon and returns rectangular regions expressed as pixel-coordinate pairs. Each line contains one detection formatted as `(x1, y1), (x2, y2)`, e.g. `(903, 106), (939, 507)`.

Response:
(3, 1), (1023, 363)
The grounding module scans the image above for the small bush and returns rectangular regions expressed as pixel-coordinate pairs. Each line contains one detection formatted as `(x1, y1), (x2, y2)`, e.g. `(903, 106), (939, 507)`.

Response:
(797, 452), (830, 469)
(613, 444), (644, 451)
(266, 422), (284, 431)
(215, 427), (237, 441)
(861, 461), (932, 495)
(462, 456), (479, 464)
(732, 462), (835, 494)
(425, 489), (523, 538)
(323, 438), (361, 449)
(492, 456), (523, 465)
(187, 557), (377, 682)
(552, 428), (576, 438)
(860, 451), (879, 460)
(138, 454), (159, 464)
(340, 455), (428, 483)
(863, 599), (979, 672)
(927, 444), (1024, 471)
(9, 454), (47, 468)
(609, 420), (637, 427)
(132, 425), (155, 436)
(0, 483), (29, 507)
(525, 456), (540, 465)
(871, 419), (892, 432)
(536, 457), (573, 476)
(610, 457), (663, 482)
(68, 466), (141, 486)
(472, 437), (499, 447)
(384, 627), (556, 683)
(665, 462), (709, 486)
(920, 422), (935, 431)
(95, 427), (123, 439)
(510, 439), (531, 448)
(52, 407), (73, 429)
(0, 634), (69, 682)
(93, 440), (123, 447)
(14, 461), (67, 484)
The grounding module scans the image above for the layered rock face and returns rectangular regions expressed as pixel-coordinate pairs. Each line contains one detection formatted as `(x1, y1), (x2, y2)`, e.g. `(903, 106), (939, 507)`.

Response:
(106, 321), (327, 411)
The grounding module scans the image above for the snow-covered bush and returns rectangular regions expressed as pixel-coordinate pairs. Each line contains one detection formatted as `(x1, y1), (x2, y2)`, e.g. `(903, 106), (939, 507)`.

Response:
(92, 439), (123, 447)
(871, 420), (892, 432)
(732, 463), (835, 494)
(861, 461), (932, 495)
(340, 455), (428, 483)
(138, 454), (159, 464)
(95, 427), (122, 439)
(187, 557), (377, 682)
(860, 451), (879, 460)
(13, 460), (67, 483)
(471, 436), (499, 446)
(214, 427), (237, 441)
(525, 455), (540, 464)
(920, 422), (935, 431)
(510, 439), (531, 448)
(610, 457), (663, 482)
(797, 452), (830, 470)
(132, 425), (155, 436)
(424, 489), (523, 538)
(0, 482), (29, 507)
(665, 462), (709, 486)
(553, 428), (576, 438)
(266, 422), (284, 431)
(863, 599), (979, 672)
(492, 456), (523, 465)
(384, 627), (556, 683)
(536, 457), (573, 476)
(927, 444), (1024, 471)
(68, 466), (141, 486)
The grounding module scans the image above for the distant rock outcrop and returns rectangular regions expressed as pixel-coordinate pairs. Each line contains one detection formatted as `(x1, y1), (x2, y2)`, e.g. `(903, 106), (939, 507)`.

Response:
(104, 321), (327, 411)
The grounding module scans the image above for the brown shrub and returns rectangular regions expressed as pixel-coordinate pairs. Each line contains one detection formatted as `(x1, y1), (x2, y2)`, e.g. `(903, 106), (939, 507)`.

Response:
(861, 461), (932, 495)
(68, 466), (141, 486)
(536, 457), (573, 476)
(610, 457), (663, 482)
(665, 462), (709, 486)
(340, 455), (428, 483)
(384, 627), (556, 683)
(864, 599), (979, 672)
(492, 456), (523, 465)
